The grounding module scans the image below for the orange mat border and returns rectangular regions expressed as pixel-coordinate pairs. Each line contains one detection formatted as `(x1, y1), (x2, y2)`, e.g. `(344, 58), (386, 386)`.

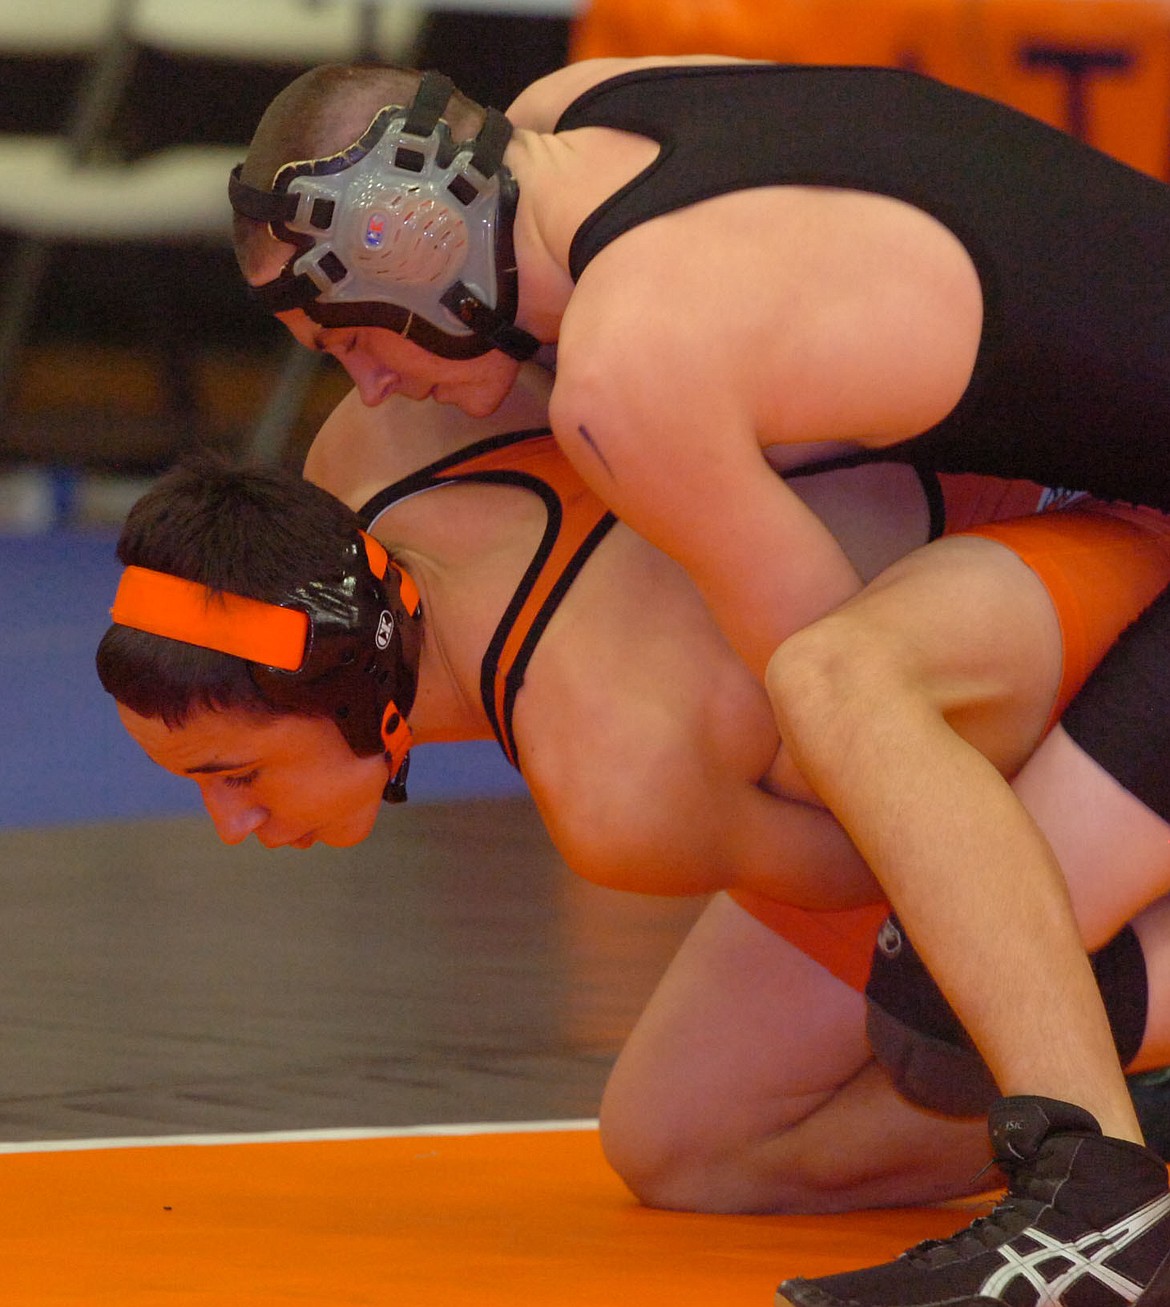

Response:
(0, 1123), (988, 1306)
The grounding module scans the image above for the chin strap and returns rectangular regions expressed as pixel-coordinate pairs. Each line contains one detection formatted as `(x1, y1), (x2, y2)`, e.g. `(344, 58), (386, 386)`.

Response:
(381, 707), (412, 803)
(380, 560), (421, 804)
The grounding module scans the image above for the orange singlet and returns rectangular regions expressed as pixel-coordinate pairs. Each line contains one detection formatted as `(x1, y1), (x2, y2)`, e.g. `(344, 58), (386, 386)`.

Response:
(364, 444), (1170, 993)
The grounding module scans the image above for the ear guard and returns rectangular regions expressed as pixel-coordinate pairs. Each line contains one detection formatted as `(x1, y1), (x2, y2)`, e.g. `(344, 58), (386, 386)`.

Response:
(110, 532), (421, 804)
(229, 70), (539, 363)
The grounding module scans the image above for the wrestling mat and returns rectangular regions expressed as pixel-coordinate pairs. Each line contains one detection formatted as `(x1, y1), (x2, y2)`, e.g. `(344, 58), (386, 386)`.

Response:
(0, 1121), (986, 1305)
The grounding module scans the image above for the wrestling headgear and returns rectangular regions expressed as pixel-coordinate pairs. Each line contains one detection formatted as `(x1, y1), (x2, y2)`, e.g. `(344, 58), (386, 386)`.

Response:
(228, 70), (539, 362)
(110, 531), (421, 804)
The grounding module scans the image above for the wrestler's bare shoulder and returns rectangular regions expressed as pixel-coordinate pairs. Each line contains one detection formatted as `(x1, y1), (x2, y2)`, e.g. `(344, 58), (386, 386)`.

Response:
(512, 547), (781, 896)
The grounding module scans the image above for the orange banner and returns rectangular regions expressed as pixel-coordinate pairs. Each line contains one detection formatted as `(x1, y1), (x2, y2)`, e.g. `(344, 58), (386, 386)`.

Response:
(571, 0), (1170, 179)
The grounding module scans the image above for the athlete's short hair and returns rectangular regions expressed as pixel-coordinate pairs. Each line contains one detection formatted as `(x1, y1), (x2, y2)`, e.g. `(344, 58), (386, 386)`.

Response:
(233, 62), (487, 280)
(96, 453), (369, 727)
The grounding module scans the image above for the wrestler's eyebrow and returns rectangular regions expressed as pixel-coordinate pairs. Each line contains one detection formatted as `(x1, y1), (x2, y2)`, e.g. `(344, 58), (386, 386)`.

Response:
(183, 760), (257, 776)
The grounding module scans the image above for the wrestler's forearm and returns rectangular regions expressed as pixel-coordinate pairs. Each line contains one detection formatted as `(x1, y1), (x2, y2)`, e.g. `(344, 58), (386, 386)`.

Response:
(730, 784), (882, 909)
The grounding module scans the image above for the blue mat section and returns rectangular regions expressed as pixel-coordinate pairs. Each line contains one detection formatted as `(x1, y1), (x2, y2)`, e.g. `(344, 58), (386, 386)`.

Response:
(0, 530), (526, 831)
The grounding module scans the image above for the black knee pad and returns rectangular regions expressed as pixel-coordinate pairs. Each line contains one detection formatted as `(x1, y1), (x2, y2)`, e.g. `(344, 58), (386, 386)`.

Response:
(864, 915), (1148, 1117)
(1062, 585), (1170, 822)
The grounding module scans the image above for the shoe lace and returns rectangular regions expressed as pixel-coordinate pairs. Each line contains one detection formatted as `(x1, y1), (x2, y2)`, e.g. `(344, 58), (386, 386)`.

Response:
(901, 1156), (1046, 1267)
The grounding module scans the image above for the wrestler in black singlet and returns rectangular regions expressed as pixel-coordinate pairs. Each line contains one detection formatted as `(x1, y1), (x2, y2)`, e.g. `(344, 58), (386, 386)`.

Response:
(556, 64), (1170, 817)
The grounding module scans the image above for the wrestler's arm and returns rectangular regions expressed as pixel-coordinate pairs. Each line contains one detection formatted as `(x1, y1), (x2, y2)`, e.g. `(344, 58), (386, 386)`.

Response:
(531, 536), (1054, 908)
(548, 331), (865, 677)
(544, 188), (982, 677)
(527, 702), (881, 906)
(518, 462), (929, 907)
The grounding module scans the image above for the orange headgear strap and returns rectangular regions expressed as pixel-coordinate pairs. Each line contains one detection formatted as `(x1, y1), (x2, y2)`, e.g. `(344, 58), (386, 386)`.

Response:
(111, 567), (310, 670)
(110, 531), (418, 667)
(362, 531), (421, 615)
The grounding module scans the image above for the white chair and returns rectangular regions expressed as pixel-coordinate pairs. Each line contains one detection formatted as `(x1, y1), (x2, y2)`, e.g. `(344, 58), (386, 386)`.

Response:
(0, 0), (120, 59)
(0, 0), (424, 464)
(133, 0), (422, 66)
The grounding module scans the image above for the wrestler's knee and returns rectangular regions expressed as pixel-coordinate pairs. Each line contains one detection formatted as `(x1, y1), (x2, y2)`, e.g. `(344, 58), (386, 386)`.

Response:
(597, 1080), (710, 1211)
(766, 608), (910, 746)
(596, 1080), (777, 1214)
(599, 1052), (996, 1216)
(597, 1085), (869, 1216)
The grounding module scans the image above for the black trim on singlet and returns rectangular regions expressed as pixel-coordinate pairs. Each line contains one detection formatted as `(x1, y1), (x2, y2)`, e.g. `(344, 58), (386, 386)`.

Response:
(358, 429), (617, 768)
(491, 510), (616, 767)
(917, 470), (947, 541)
(786, 456), (948, 542)
(358, 428), (553, 516)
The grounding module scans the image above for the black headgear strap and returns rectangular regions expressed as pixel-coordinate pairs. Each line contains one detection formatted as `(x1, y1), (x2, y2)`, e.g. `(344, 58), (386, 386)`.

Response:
(248, 537), (422, 803)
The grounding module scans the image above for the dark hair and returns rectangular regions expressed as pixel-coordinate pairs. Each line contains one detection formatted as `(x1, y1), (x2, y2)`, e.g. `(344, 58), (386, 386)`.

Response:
(233, 62), (488, 278)
(96, 452), (368, 726)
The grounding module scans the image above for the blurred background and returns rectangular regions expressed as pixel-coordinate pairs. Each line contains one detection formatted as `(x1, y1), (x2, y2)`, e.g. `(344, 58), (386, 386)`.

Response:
(0, 0), (576, 522)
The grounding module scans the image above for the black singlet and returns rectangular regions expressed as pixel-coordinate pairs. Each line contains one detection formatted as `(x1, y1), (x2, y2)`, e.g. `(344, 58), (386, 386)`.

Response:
(358, 429), (616, 769)
(556, 64), (1170, 511)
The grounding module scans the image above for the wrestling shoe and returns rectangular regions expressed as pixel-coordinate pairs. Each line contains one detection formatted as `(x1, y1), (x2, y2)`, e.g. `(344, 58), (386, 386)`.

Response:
(777, 1096), (1170, 1307)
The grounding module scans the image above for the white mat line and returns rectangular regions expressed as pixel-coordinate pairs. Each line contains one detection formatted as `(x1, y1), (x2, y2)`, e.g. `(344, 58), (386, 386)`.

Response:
(0, 1118), (600, 1155)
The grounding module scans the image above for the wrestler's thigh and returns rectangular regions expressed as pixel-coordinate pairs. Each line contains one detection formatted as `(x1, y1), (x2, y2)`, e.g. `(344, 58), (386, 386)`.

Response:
(1013, 725), (1170, 949)
(1132, 894), (1170, 1072)
(599, 893), (870, 1183)
(816, 533), (1062, 769)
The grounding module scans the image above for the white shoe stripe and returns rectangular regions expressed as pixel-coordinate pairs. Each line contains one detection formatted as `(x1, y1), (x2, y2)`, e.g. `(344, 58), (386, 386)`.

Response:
(979, 1192), (1170, 1305)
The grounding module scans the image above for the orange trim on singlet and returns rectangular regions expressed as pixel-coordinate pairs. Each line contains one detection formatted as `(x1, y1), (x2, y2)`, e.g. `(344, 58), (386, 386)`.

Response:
(953, 501), (1170, 731)
(475, 443), (616, 767)
(725, 891), (890, 992)
(359, 429), (616, 767)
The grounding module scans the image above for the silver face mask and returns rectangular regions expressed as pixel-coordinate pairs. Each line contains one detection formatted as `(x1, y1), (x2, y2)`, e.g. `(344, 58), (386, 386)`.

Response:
(229, 71), (539, 361)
